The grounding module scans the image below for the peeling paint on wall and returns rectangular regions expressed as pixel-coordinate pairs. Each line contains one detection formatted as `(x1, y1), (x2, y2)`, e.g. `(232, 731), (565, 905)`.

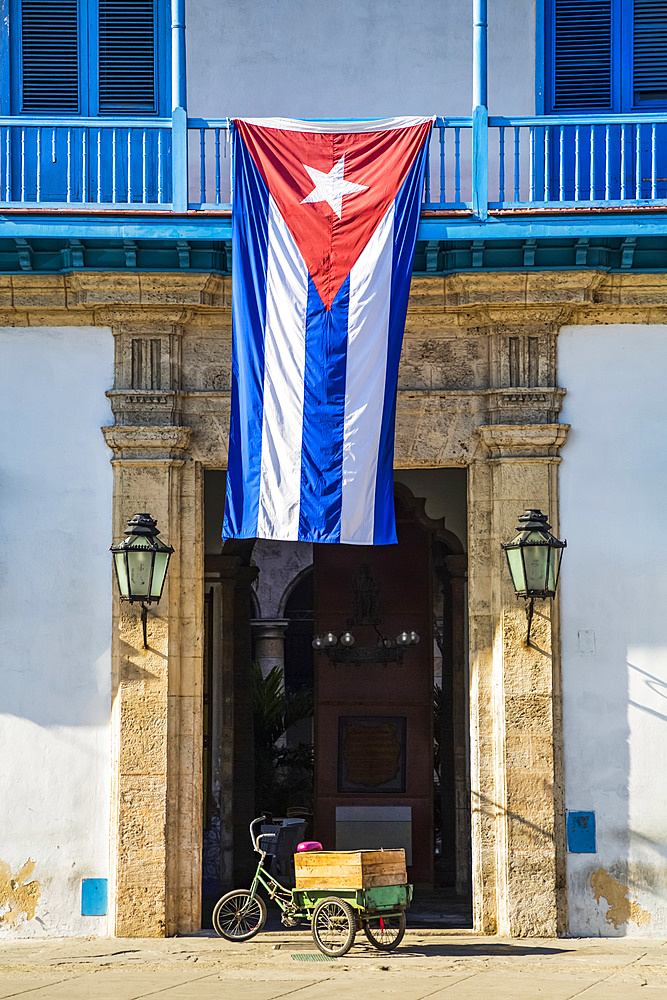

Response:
(590, 868), (652, 930)
(0, 860), (41, 928)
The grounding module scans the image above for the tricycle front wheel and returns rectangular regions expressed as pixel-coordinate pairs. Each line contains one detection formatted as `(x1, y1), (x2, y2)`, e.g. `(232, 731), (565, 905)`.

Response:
(212, 889), (267, 941)
(363, 911), (406, 950)
(311, 896), (356, 957)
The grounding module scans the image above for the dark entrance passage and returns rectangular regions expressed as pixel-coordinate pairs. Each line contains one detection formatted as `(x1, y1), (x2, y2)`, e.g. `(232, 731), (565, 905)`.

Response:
(201, 469), (471, 927)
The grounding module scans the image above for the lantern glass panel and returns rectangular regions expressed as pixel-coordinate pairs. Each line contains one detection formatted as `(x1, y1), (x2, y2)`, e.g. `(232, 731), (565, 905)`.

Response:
(547, 546), (562, 593)
(150, 551), (170, 599)
(113, 551), (130, 599)
(506, 546), (527, 592)
(127, 547), (154, 598)
(522, 532), (550, 592)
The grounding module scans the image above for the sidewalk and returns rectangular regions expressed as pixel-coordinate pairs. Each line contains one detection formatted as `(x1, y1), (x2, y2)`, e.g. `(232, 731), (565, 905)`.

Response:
(2, 927), (667, 1000)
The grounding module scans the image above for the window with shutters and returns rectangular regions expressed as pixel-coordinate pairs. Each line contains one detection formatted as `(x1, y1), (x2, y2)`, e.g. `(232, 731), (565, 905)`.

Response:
(546, 0), (667, 113)
(633, 0), (667, 105)
(8, 0), (166, 116)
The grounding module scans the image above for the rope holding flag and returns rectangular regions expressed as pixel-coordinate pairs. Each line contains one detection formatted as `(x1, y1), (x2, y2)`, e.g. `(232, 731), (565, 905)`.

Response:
(223, 116), (435, 545)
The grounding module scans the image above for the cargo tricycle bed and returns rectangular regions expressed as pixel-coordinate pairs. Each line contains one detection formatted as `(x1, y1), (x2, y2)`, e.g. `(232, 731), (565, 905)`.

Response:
(212, 816), (412, 956)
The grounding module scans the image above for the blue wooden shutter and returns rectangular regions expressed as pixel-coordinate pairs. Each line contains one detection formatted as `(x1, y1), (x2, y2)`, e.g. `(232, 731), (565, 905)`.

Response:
(98, 0), (156, 113)
(20, 0), (79, 113)
(633, 1), (667, 105)
(552, 0), (613, 110)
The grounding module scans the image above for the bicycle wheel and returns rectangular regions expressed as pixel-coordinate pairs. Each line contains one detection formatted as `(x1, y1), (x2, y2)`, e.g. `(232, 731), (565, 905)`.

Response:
(363, 911), (406, 950)
(311, 896), (356, 957)
(212, 890), (267, 941)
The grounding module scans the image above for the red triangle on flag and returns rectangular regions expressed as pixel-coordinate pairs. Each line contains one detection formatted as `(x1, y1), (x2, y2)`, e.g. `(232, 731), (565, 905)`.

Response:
(236, 120), (433, 311)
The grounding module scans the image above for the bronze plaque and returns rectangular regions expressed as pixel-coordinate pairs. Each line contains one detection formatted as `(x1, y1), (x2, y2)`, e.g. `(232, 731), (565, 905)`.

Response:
(338, 716), (406, 793)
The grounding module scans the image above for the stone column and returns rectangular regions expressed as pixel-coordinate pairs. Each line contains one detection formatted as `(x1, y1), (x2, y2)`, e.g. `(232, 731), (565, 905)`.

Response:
(102, 424), (203, 937)
(468, 423), (569, 936)
(251, 619), (289, 678)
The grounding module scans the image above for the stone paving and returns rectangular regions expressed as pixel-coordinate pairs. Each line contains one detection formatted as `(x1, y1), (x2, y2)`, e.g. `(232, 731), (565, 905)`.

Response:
(1, 928), (667, 999)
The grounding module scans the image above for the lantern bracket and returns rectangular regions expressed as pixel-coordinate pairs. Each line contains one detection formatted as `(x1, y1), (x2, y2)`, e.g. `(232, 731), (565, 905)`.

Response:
(525, 597), (535, 647)
(141, 603), (149, 649)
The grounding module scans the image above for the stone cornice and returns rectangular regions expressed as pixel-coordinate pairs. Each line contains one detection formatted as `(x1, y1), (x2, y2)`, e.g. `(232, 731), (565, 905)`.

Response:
(101, 425), (192, 460)
(477, 423), (570, 460)
(1, 270), (667, 320)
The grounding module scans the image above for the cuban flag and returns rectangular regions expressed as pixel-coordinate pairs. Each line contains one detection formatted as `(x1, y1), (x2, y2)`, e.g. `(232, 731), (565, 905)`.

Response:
(223, 116), (434, 545)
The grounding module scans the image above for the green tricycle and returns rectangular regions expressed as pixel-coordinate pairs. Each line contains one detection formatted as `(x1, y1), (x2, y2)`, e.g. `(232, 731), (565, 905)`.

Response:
(212, 815), (412, 957)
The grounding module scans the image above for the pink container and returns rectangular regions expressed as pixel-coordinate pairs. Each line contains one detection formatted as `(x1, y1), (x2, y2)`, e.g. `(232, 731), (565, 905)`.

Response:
(297, 840), (323, 852)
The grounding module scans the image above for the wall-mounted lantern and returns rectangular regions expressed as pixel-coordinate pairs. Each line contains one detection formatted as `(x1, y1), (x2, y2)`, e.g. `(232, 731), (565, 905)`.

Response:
(110, 513), (174, 649)
(502, 509), (566, 646)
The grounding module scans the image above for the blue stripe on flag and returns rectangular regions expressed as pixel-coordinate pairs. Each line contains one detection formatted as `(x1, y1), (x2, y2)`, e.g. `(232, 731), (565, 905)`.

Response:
(298, 275), (350, 542)
(373, 140), (431, 545)
(223, 130), (270, 539)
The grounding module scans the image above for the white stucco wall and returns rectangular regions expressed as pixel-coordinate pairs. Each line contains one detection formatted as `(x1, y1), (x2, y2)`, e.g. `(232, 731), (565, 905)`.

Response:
(559, 324), (667, 936)
(0, 327), (113, 937)
(185, 0), (536, 119)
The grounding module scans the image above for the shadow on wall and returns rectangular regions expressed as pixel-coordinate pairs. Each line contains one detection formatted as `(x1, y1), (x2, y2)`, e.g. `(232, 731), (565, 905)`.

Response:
(0, 640), (112, 728)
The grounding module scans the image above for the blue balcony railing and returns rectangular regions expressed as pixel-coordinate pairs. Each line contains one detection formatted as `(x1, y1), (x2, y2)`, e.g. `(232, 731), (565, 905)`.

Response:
(0, 117), (172, 208)
(3, 113), (667, 218)
(487, 114), (667, 208)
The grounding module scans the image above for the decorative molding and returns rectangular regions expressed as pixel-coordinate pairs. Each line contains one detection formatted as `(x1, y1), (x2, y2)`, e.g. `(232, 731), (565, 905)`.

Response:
(106, 389), (183, 426)
(477, 422), (570, 460)
(486, 387), (566, 425)
(101, 424), (192, 460)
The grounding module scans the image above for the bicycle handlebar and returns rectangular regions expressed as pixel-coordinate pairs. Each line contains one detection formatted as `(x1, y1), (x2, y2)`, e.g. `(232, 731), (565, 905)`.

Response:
(249, 814), (276, 853)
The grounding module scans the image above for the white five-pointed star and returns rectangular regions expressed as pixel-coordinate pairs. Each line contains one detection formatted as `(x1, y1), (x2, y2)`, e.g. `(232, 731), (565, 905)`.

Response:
(300, 154), (368, 218)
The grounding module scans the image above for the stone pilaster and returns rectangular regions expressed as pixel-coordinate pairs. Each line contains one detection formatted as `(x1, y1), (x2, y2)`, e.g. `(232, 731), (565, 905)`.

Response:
(232, 567), (260, 884)
(469, 423), (569, 936)
(445, 553), (471, 898)
(204, 555), (259, 891)
(102, 424), (202, 937)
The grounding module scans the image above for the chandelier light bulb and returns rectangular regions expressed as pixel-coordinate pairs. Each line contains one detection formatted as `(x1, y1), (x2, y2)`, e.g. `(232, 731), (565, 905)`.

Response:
(340, 631), (355, 647)
(324, 631), (338, 647)
(409, 630), (420, 645)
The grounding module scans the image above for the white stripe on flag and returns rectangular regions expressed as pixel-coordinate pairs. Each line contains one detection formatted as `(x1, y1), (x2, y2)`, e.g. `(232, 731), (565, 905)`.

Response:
(258, 197), (308, 540)
(340, 203), (395, 544)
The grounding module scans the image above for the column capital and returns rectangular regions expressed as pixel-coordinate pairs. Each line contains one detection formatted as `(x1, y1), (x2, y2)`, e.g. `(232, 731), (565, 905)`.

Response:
(101, 424), (192, 461)
(477, 422), (569, 461)
(250, 618), (290, 639)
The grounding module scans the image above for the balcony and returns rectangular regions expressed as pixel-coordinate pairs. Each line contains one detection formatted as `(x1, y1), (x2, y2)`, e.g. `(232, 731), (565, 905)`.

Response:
(2, 112), (667, 269)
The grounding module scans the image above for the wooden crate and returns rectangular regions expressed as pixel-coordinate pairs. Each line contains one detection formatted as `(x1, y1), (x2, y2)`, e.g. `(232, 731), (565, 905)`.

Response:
(294, 849), (407, 890)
